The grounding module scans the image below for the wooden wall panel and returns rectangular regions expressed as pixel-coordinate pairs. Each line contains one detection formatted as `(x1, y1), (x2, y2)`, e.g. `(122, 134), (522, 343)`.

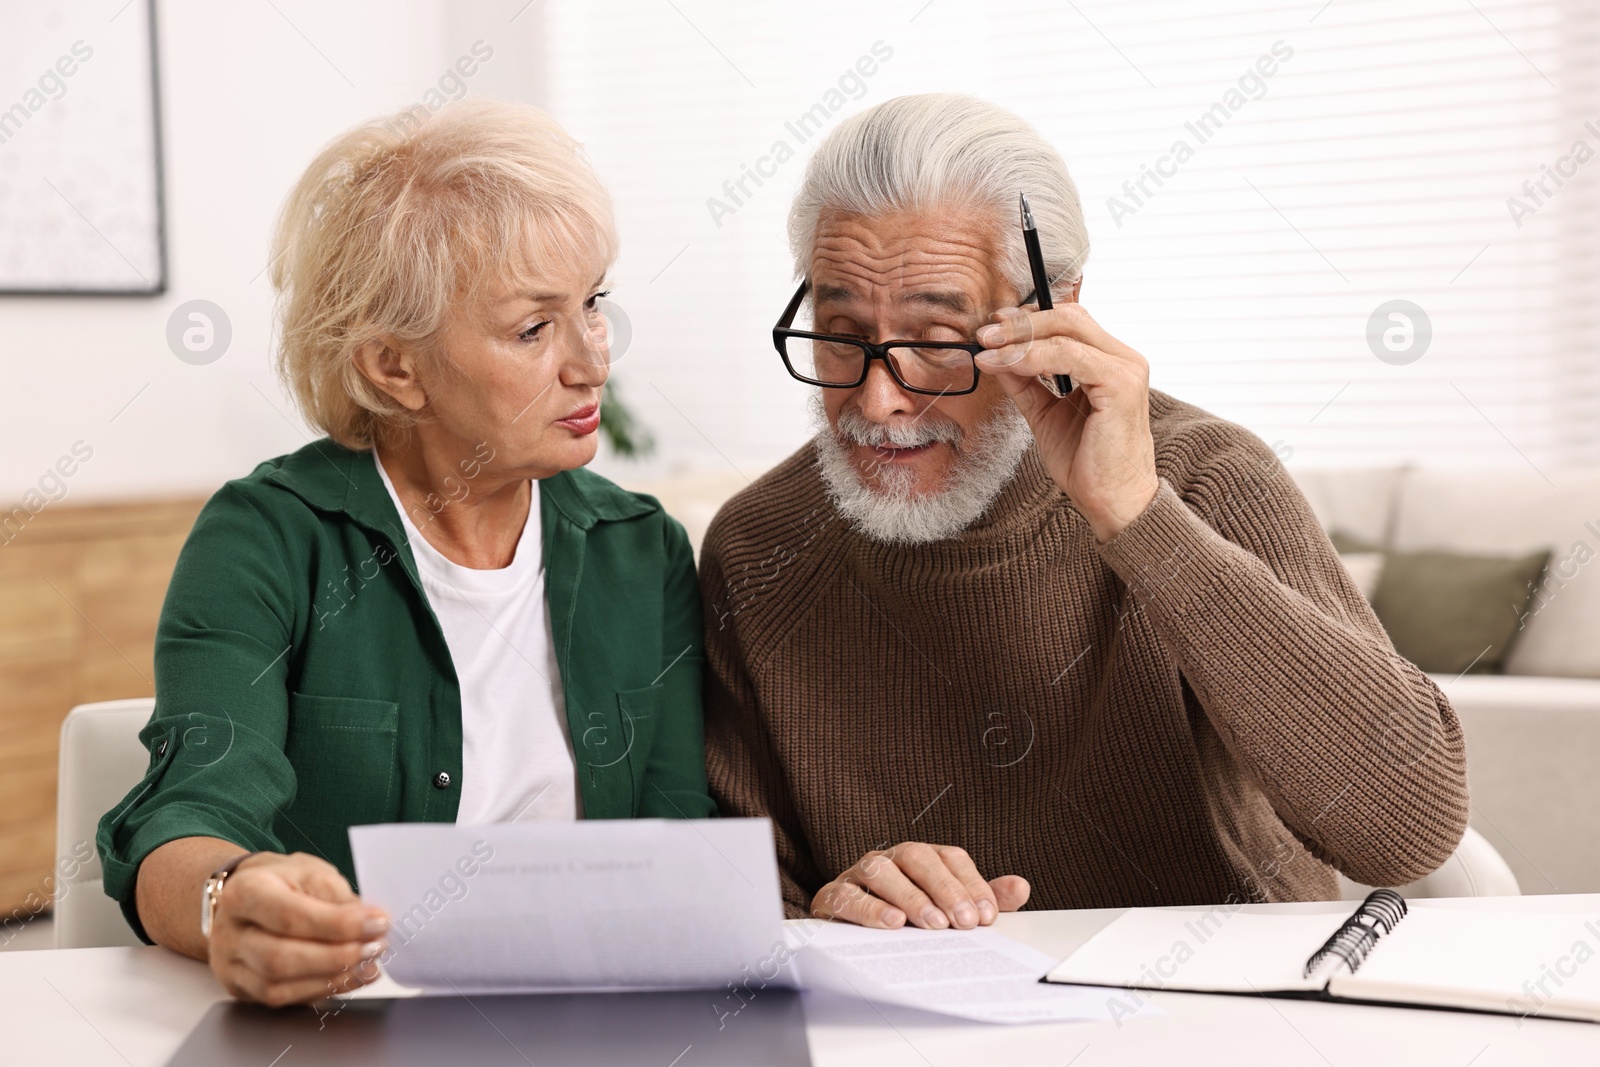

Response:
(0, 497), (204, 920)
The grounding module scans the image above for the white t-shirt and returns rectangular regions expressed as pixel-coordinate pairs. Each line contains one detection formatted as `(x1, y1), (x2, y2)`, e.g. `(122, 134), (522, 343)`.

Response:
(374, 451), (581, 824)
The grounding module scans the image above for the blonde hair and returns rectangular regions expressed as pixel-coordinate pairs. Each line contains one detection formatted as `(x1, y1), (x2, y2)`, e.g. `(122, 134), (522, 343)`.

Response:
(271, 98), (618, 449)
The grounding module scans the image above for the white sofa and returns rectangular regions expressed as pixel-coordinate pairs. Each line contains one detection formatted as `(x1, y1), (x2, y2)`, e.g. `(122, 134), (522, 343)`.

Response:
(625, 463), (1600, 895)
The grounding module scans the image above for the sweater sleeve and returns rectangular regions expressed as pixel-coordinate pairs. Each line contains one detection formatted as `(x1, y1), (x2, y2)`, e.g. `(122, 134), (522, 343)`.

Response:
(1094, 429), (1469, 887)
(698, 519), (827, 919)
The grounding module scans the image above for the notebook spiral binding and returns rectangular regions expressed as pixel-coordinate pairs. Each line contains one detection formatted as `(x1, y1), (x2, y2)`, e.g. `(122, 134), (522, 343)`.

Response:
(1302, 889), (1409, 978)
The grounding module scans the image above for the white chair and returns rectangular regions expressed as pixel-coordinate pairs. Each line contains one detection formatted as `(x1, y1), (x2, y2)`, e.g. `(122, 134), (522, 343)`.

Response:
(1339, 826), (1521, 901)
(54, 698), (157, 948)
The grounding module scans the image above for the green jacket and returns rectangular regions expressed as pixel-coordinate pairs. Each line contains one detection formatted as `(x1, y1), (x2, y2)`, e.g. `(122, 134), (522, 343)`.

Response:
(98, 438), (714, 941)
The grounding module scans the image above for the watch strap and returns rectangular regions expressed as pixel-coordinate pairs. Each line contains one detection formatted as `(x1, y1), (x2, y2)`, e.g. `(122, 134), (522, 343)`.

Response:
(210, 850), (258, 883)
(201, 850), (258, 940)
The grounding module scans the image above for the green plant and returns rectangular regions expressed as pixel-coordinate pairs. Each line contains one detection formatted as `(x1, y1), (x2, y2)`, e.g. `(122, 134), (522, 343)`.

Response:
(599, 379), (655, 458)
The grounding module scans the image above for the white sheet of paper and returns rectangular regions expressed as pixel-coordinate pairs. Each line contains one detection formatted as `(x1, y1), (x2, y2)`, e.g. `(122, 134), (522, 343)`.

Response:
(788, 921), (1163, 1024)
(349, 819), (791, 994)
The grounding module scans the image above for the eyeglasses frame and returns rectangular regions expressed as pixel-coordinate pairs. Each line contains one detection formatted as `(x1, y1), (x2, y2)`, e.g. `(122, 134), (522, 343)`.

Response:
(770, 279), (990, 397)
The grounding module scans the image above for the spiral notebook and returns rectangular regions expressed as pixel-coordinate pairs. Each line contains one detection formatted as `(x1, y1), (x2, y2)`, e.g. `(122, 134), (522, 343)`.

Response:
(1045, 891), (1600, 1024)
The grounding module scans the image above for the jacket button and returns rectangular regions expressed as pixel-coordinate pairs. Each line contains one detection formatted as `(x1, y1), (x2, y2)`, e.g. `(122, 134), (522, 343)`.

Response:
(433, 771), (452, 789)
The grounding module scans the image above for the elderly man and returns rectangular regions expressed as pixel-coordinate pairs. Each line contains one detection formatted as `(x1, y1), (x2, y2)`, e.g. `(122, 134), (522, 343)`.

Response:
(701, 93), (1468, 930)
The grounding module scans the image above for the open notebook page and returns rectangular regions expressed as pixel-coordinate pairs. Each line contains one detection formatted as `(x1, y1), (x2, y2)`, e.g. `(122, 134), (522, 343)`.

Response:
(1044, 907), (1350, 994)
(1331, 903), (1600, 1023)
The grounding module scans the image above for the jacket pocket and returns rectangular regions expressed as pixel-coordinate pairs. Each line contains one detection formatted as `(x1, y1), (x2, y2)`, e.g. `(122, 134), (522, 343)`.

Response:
(282, 693), (400, 857)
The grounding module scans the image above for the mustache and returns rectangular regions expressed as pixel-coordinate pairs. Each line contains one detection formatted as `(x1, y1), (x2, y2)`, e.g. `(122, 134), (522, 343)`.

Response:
(833, 406), (963, 450)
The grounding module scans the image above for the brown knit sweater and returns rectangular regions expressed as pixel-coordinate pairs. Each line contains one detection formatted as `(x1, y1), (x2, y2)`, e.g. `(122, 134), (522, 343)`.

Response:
(700, 391), (1469, 919)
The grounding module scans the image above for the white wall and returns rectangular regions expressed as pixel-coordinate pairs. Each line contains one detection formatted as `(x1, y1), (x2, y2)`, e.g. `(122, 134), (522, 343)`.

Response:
(0, 0), (547, 504)
(543, 0), (1600, 478)
(8, 0), (1596, 509)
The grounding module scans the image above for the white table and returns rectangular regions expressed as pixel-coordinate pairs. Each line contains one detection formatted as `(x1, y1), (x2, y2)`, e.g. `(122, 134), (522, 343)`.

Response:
(4, 898), (1598, 1065)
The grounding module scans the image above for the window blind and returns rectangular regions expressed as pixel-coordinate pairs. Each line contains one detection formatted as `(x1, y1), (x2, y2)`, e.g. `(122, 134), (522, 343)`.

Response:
(542, 0), (1600, 478)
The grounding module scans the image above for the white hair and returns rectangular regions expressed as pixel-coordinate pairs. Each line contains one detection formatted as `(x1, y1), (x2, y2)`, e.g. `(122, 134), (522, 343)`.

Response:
(809, 393), (1034, 545)
(787, 93), (1089, 301)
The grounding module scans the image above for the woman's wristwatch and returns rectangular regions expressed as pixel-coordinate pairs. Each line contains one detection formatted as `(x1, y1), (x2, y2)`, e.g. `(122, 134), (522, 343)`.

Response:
(200, 851), (258, 940)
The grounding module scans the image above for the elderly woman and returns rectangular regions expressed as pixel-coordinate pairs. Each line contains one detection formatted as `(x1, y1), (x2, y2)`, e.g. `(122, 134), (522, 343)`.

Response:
(96, 99), (713, 1006)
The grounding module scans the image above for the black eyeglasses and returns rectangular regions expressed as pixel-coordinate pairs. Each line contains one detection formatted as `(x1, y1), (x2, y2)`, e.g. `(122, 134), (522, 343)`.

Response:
(771, 279), (985, 396)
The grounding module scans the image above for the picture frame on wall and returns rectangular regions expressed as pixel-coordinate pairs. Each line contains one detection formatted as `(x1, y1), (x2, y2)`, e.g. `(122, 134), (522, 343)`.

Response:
(0, 0), (167, 296)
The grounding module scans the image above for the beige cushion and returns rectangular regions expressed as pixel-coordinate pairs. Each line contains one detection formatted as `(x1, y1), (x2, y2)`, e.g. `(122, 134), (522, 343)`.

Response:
(1291, 467), (1407, 547)
(1392, 468), (1600, 678)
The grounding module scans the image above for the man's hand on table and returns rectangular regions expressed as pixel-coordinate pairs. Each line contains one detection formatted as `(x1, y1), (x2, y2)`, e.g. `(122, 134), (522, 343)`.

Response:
(207, 851), (389, 1006)
(811, 842), (1030, 930)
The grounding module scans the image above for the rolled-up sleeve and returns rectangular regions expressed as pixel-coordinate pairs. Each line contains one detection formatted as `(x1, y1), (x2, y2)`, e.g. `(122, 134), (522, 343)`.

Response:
(96, 483), (304, 942)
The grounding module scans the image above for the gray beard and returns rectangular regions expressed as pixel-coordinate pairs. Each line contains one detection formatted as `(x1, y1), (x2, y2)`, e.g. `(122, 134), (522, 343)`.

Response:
(809, 392), (1034, 546)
